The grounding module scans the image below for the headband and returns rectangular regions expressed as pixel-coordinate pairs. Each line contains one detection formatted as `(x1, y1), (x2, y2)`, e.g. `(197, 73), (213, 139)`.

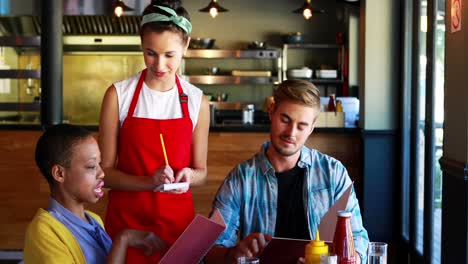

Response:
(140, 5), (192, 34)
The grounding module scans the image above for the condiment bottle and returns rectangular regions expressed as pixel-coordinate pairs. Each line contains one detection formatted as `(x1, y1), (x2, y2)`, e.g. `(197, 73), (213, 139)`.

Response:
(327, 94), (335, 111)
(335, 100), (343, 112)
(305, 230), (328, 264)
(242, 104), (255, 125)
(332, 211), (356, 264)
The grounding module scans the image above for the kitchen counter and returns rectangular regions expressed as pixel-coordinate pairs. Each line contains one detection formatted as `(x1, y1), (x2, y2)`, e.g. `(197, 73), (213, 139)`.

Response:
(0, 123), (361, 134)
(210, 124), (360, 133)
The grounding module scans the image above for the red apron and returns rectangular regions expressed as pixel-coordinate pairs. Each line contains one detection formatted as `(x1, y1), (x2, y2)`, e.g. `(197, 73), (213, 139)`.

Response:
(105, 69), (195, 263)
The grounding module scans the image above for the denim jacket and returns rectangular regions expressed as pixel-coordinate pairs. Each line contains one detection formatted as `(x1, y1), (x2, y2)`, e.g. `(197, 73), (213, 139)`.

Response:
(211, 141), (369, 259)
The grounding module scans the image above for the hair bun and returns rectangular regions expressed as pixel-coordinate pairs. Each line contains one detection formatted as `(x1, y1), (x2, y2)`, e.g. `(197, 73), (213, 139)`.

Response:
(151, 0), (182, 10)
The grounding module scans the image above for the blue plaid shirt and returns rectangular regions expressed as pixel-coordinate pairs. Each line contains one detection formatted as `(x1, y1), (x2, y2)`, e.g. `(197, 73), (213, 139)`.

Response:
(211, 141), (369, 259)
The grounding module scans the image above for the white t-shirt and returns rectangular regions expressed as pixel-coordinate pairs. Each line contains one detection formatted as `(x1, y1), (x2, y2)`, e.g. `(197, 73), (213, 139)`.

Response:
(114, 72), (203, 131)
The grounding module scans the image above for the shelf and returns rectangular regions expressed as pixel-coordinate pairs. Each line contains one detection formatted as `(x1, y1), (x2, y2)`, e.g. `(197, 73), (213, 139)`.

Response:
(281, 43), (346, 95)
(0, 36), (41, 47)
(182, 75), (277, 85)
(284, 78), (344, 84)
(310, 79), (343, 84)
(0, 70), (40, 79)
(185, 49), (280, 59)
(283, 43), (343, 49)
(0, 102), (41, 112)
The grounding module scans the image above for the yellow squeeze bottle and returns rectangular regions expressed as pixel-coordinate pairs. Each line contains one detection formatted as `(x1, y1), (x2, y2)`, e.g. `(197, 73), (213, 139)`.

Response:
(305, 230), (329, 264)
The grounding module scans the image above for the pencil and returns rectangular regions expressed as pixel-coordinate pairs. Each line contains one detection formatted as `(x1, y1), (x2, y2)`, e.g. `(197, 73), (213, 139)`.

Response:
(160, 133), (169, 165)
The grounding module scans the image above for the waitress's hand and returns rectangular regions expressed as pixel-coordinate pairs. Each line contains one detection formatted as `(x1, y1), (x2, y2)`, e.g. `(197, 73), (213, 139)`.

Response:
(152, 165), (175, 187)
(168, 167), (192, 194)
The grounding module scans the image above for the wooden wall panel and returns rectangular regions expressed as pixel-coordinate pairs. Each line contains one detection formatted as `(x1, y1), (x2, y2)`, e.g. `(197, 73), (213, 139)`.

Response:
(0, 130), (360, 249)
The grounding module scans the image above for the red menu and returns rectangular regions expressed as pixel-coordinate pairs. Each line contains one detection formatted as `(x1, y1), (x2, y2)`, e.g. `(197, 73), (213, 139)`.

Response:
(159, 209), (226, 264)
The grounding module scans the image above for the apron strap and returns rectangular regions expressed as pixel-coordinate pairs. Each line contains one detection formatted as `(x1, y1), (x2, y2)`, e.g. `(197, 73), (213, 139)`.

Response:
(127, 69), (147, 118)
(175, 75), (190, 118)
(128, 71), (189, 119)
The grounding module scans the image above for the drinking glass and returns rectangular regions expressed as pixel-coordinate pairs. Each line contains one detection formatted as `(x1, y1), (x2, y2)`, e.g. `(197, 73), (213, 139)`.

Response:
(237, 256), (260, 264)
(367, 242), (387, 264)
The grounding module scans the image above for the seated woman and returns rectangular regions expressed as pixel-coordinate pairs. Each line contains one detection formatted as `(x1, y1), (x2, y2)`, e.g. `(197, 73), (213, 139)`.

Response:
(23, 124), (166, 264)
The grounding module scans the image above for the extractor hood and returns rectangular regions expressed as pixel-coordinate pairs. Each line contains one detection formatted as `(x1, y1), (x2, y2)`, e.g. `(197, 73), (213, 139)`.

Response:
(0, 0), (147, 52)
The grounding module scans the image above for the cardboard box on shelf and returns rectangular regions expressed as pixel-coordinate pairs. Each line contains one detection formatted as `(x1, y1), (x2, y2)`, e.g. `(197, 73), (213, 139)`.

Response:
(316, 112), (345, 128)
(319, 97), (359, 128)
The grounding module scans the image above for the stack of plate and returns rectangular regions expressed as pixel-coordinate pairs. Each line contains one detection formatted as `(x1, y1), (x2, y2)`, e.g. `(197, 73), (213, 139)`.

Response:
(315, 70), (338, 79)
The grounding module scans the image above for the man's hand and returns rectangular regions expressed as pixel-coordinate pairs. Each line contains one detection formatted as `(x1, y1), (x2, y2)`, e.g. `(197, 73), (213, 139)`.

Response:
(228, 233), (272, 262)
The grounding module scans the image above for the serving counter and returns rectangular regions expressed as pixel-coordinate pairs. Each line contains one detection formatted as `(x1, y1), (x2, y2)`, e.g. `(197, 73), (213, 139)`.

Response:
(0, 127), (361, 249)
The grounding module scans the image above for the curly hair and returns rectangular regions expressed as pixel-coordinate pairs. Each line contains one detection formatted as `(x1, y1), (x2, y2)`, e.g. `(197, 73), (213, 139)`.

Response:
(35, 124), (92, 186)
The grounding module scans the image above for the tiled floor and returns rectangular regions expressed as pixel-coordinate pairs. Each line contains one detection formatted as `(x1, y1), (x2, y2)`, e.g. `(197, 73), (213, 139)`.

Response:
(0, 251), (22, 264)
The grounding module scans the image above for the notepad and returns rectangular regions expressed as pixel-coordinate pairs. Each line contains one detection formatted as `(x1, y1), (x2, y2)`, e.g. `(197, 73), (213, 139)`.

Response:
(159, 209), (226, 264)
(154, 182), (189, 192)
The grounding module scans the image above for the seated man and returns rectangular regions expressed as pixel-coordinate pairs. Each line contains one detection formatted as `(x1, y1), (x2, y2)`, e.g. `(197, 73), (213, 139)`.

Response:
(206, 79), (369, 263)
(23, 124), (166, 264)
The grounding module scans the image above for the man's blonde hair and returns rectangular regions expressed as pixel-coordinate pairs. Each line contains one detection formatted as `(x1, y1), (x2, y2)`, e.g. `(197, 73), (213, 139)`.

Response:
(273, 79), (321, 110)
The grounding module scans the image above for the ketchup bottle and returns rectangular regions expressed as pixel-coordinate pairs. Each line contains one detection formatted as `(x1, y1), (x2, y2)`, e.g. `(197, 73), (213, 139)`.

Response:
(327, 94), (336, 111)
(332, 211), (356, 264)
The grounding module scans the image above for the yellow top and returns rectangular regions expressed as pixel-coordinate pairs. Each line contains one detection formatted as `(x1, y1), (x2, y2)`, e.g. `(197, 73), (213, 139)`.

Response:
(23, 208), (104, 264)
(305, 230), (329, 263)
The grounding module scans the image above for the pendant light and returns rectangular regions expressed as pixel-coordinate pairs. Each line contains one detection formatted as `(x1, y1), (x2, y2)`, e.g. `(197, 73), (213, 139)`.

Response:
(199, 0), (229, 18)
(293, 0), (324, 20)
(113, 0), (134, 17)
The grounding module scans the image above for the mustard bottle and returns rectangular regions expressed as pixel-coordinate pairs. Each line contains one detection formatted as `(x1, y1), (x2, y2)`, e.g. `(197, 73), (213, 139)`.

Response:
(305, 230), (329, 264)
(335, 100), (343, 112)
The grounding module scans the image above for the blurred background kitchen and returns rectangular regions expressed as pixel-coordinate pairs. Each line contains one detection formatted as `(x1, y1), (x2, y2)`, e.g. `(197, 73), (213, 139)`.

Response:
(0, 0), (360, 126)
(0, 0), (465, 264)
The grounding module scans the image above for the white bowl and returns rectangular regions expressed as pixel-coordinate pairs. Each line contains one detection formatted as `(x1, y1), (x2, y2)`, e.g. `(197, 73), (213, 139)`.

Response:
(287, 67), (313, 79)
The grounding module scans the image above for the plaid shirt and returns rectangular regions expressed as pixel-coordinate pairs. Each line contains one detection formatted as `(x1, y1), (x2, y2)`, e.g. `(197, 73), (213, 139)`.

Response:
(211, 141), (369, 259)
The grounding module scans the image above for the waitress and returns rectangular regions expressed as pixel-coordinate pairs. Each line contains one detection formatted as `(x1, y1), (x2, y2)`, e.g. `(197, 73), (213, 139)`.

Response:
(98, 0), (209, 262)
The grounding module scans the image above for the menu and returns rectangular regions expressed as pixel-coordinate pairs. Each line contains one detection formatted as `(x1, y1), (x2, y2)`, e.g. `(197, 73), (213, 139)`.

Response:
(159, 209), (226, 264)
(318, 183), (352, 241)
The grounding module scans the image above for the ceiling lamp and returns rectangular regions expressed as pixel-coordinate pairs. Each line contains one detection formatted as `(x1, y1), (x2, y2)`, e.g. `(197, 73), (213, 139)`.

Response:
(293, 0), (324, 20)
(199, 0), (228, 18)
(113, 0), (134, 17)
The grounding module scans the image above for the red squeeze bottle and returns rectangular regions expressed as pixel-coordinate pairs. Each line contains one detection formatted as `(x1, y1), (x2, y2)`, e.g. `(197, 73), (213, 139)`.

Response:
(327, 95), (335, 111)
(332, 211), (356, 264)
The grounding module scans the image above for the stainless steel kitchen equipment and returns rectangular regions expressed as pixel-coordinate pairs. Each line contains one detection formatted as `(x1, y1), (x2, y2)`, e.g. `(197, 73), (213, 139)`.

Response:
(189, 38), (216, 49)
(242, 104), (255, 125)
(209, 103), (216, 127)
(0, 0), (145, 52)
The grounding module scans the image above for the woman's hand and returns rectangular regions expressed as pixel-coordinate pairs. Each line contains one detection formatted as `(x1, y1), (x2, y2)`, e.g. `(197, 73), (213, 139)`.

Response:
(152, 165), (175, 187)
(166, 167), (193, 194)
(124, 230), (168, 256)
(107, 229), (168, 263)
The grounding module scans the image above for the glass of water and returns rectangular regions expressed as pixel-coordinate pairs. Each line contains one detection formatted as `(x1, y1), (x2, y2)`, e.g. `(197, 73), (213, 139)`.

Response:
(367, 242), (387, 264)
(237, 256), (260, 264)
